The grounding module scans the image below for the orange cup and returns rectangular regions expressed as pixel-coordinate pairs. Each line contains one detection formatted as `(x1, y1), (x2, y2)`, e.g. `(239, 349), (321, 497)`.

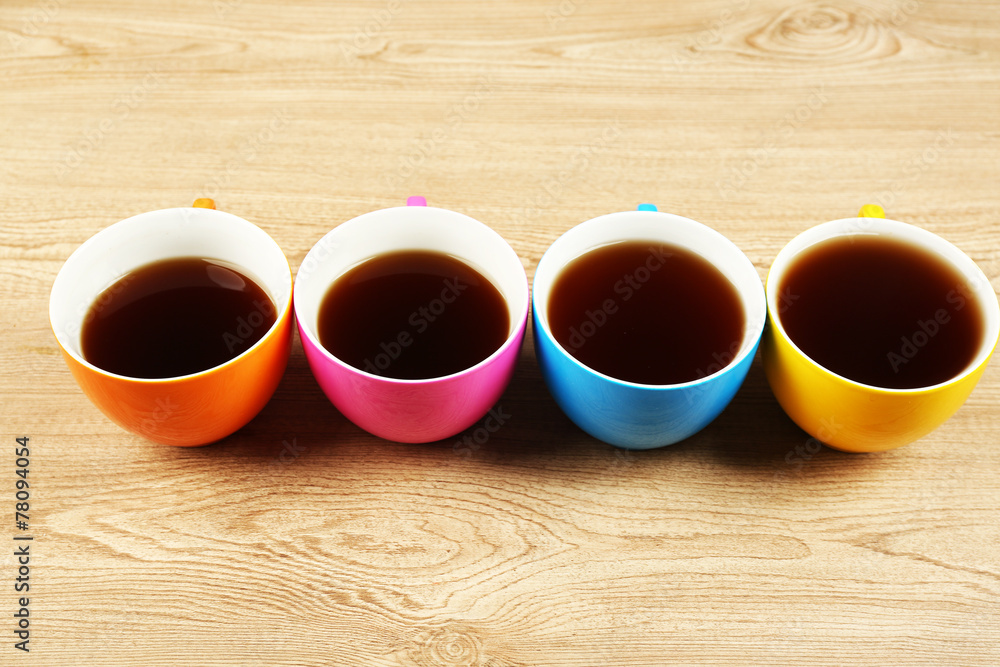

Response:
(49, 200), (293, 446)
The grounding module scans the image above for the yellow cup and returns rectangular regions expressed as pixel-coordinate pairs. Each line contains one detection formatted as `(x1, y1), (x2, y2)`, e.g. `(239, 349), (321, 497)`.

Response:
(763, 206), (1000, 452)
(49, 200), (293, 446)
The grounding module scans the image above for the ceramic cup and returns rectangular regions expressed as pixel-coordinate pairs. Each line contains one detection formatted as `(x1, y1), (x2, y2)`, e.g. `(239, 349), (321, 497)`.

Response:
(49, 199), (294, 446)
(294, 196), (529, 443)
(532, 204), (767, 449)
(763, 205), (1000, 453)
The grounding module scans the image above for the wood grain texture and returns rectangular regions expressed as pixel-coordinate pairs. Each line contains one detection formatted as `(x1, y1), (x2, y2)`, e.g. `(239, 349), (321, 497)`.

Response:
(2, 0), (1000, 664)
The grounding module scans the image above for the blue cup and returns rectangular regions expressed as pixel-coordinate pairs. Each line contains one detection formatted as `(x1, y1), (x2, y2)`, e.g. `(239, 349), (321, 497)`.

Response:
(532, 204), (766, 449)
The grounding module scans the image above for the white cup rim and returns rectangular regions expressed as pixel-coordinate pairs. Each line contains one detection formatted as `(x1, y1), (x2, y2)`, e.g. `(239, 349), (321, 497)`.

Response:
(49, 207), (293, 383)
(765, 216), (1000, 394)
(293, 203), (530, 384)
(532, 208), (767, 389)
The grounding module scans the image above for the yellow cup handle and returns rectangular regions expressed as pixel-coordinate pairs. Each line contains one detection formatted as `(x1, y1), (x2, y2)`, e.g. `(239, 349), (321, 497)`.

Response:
(193, 198), (216, 209)
(858, 204), (885, 218)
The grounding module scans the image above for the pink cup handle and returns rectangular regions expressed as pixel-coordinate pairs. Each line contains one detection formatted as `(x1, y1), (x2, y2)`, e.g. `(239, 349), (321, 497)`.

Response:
(407, 196), (427, 207)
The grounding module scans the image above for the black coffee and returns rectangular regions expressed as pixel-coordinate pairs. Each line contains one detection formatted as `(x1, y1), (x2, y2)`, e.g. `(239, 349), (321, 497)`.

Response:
(318, 250), (509, 380)
(778, 235), (984, 389)
(547, 241), (746, 385)
(81, 257), (276, 378)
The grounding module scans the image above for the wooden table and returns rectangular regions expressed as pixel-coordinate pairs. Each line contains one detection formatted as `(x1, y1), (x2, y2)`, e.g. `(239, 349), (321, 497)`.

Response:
(3, 1), (999, 664)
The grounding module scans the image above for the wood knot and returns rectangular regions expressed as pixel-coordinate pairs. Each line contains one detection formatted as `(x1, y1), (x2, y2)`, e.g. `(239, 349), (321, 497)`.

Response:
(780, 5), (854, 38)
(410, 626), (485, 665)
(403, 625), (521, 666)
(747, 4), (895, 61)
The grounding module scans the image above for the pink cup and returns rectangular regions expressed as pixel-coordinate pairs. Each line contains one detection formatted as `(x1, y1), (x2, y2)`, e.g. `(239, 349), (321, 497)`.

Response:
(294, 197), (529, 443)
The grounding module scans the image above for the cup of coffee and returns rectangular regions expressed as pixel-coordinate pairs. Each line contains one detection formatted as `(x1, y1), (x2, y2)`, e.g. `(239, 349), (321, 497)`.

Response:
(49, 199), (294, 446)
(532, 204), (767, 449)
(763, 205), (1000, 452)
(293, 196), (529, 443)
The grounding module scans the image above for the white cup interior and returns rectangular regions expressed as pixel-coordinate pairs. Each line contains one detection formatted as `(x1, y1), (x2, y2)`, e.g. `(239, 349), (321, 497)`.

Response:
(294, 205), (529, 371)
(533, 209), (767, 386)
(49, 207), (292, 378)
(766, 217), (1000, 390)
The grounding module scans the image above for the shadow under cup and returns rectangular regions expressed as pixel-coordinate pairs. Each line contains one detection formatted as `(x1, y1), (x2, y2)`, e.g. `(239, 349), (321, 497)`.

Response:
(49, 206), (294, 446)
(293, 203), (530, 444)
(532, 207), (767, 450)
